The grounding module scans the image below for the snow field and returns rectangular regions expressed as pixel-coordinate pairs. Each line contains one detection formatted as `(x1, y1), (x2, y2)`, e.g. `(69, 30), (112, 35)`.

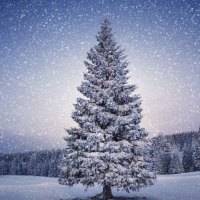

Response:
(0, 172), (200, 200)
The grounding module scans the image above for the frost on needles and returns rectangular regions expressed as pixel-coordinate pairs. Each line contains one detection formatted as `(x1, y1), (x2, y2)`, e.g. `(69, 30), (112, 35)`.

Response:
(59, 19), (156, 200)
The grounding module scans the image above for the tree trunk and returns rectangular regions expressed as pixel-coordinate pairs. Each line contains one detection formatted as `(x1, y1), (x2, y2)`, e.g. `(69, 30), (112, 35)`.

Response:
(103, 184), (113, 200)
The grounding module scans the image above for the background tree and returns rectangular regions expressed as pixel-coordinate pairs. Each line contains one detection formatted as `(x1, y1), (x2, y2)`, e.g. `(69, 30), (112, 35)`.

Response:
(28, 153), (38, 176)
(0, 160), (7, 175)
(157, 147), (171, 174)
(152, 134), (171, 174)
(59, 19), (155, 200)
(168, 147), (184, 174)
(182, 137), (195, 172)
(10, 155), (21, 175)
(193, 138), (200, 171)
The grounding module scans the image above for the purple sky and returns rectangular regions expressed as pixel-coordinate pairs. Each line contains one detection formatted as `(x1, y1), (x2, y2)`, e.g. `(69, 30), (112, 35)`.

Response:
(0, 0), (199, 151)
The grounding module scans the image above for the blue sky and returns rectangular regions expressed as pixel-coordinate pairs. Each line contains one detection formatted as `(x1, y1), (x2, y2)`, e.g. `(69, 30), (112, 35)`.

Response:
(0, 0), (200, 151)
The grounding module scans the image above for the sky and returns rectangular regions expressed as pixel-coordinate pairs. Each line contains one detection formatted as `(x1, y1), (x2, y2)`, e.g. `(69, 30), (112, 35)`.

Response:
(0, 0), (200, 152)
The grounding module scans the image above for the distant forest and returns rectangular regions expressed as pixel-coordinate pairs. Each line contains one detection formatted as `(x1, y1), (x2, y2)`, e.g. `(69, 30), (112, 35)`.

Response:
(0, 131), (200, 177)
(151, 131), (200, 174)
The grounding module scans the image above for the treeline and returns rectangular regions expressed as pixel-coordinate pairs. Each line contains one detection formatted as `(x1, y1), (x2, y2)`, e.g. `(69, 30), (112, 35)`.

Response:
(151, 131), (200, 174)
(0, 149), (63, 177)
(0, 131), (200, 177)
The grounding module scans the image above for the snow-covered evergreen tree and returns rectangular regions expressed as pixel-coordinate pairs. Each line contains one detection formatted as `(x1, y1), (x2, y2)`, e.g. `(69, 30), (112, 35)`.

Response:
(0, 160), (7, 175)
(10, 155), (21, 175)
(168, 147), (184, 174)
(152, 134), (171, 174)
(28, 153), (38, 176)
(157, 151), (171, 174)
(193, 138), (200, 171)
(59, 19), (155, 200)
(183, 138), (195, 172)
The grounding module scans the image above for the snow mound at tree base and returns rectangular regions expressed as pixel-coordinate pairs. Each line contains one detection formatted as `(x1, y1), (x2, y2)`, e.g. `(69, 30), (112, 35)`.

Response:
(63, 197), (147, 200)
(64, 194), (147, 200)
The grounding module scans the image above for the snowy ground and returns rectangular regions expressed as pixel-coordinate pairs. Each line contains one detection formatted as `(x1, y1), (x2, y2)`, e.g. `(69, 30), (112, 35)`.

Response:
(0, 172), (200, 200)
